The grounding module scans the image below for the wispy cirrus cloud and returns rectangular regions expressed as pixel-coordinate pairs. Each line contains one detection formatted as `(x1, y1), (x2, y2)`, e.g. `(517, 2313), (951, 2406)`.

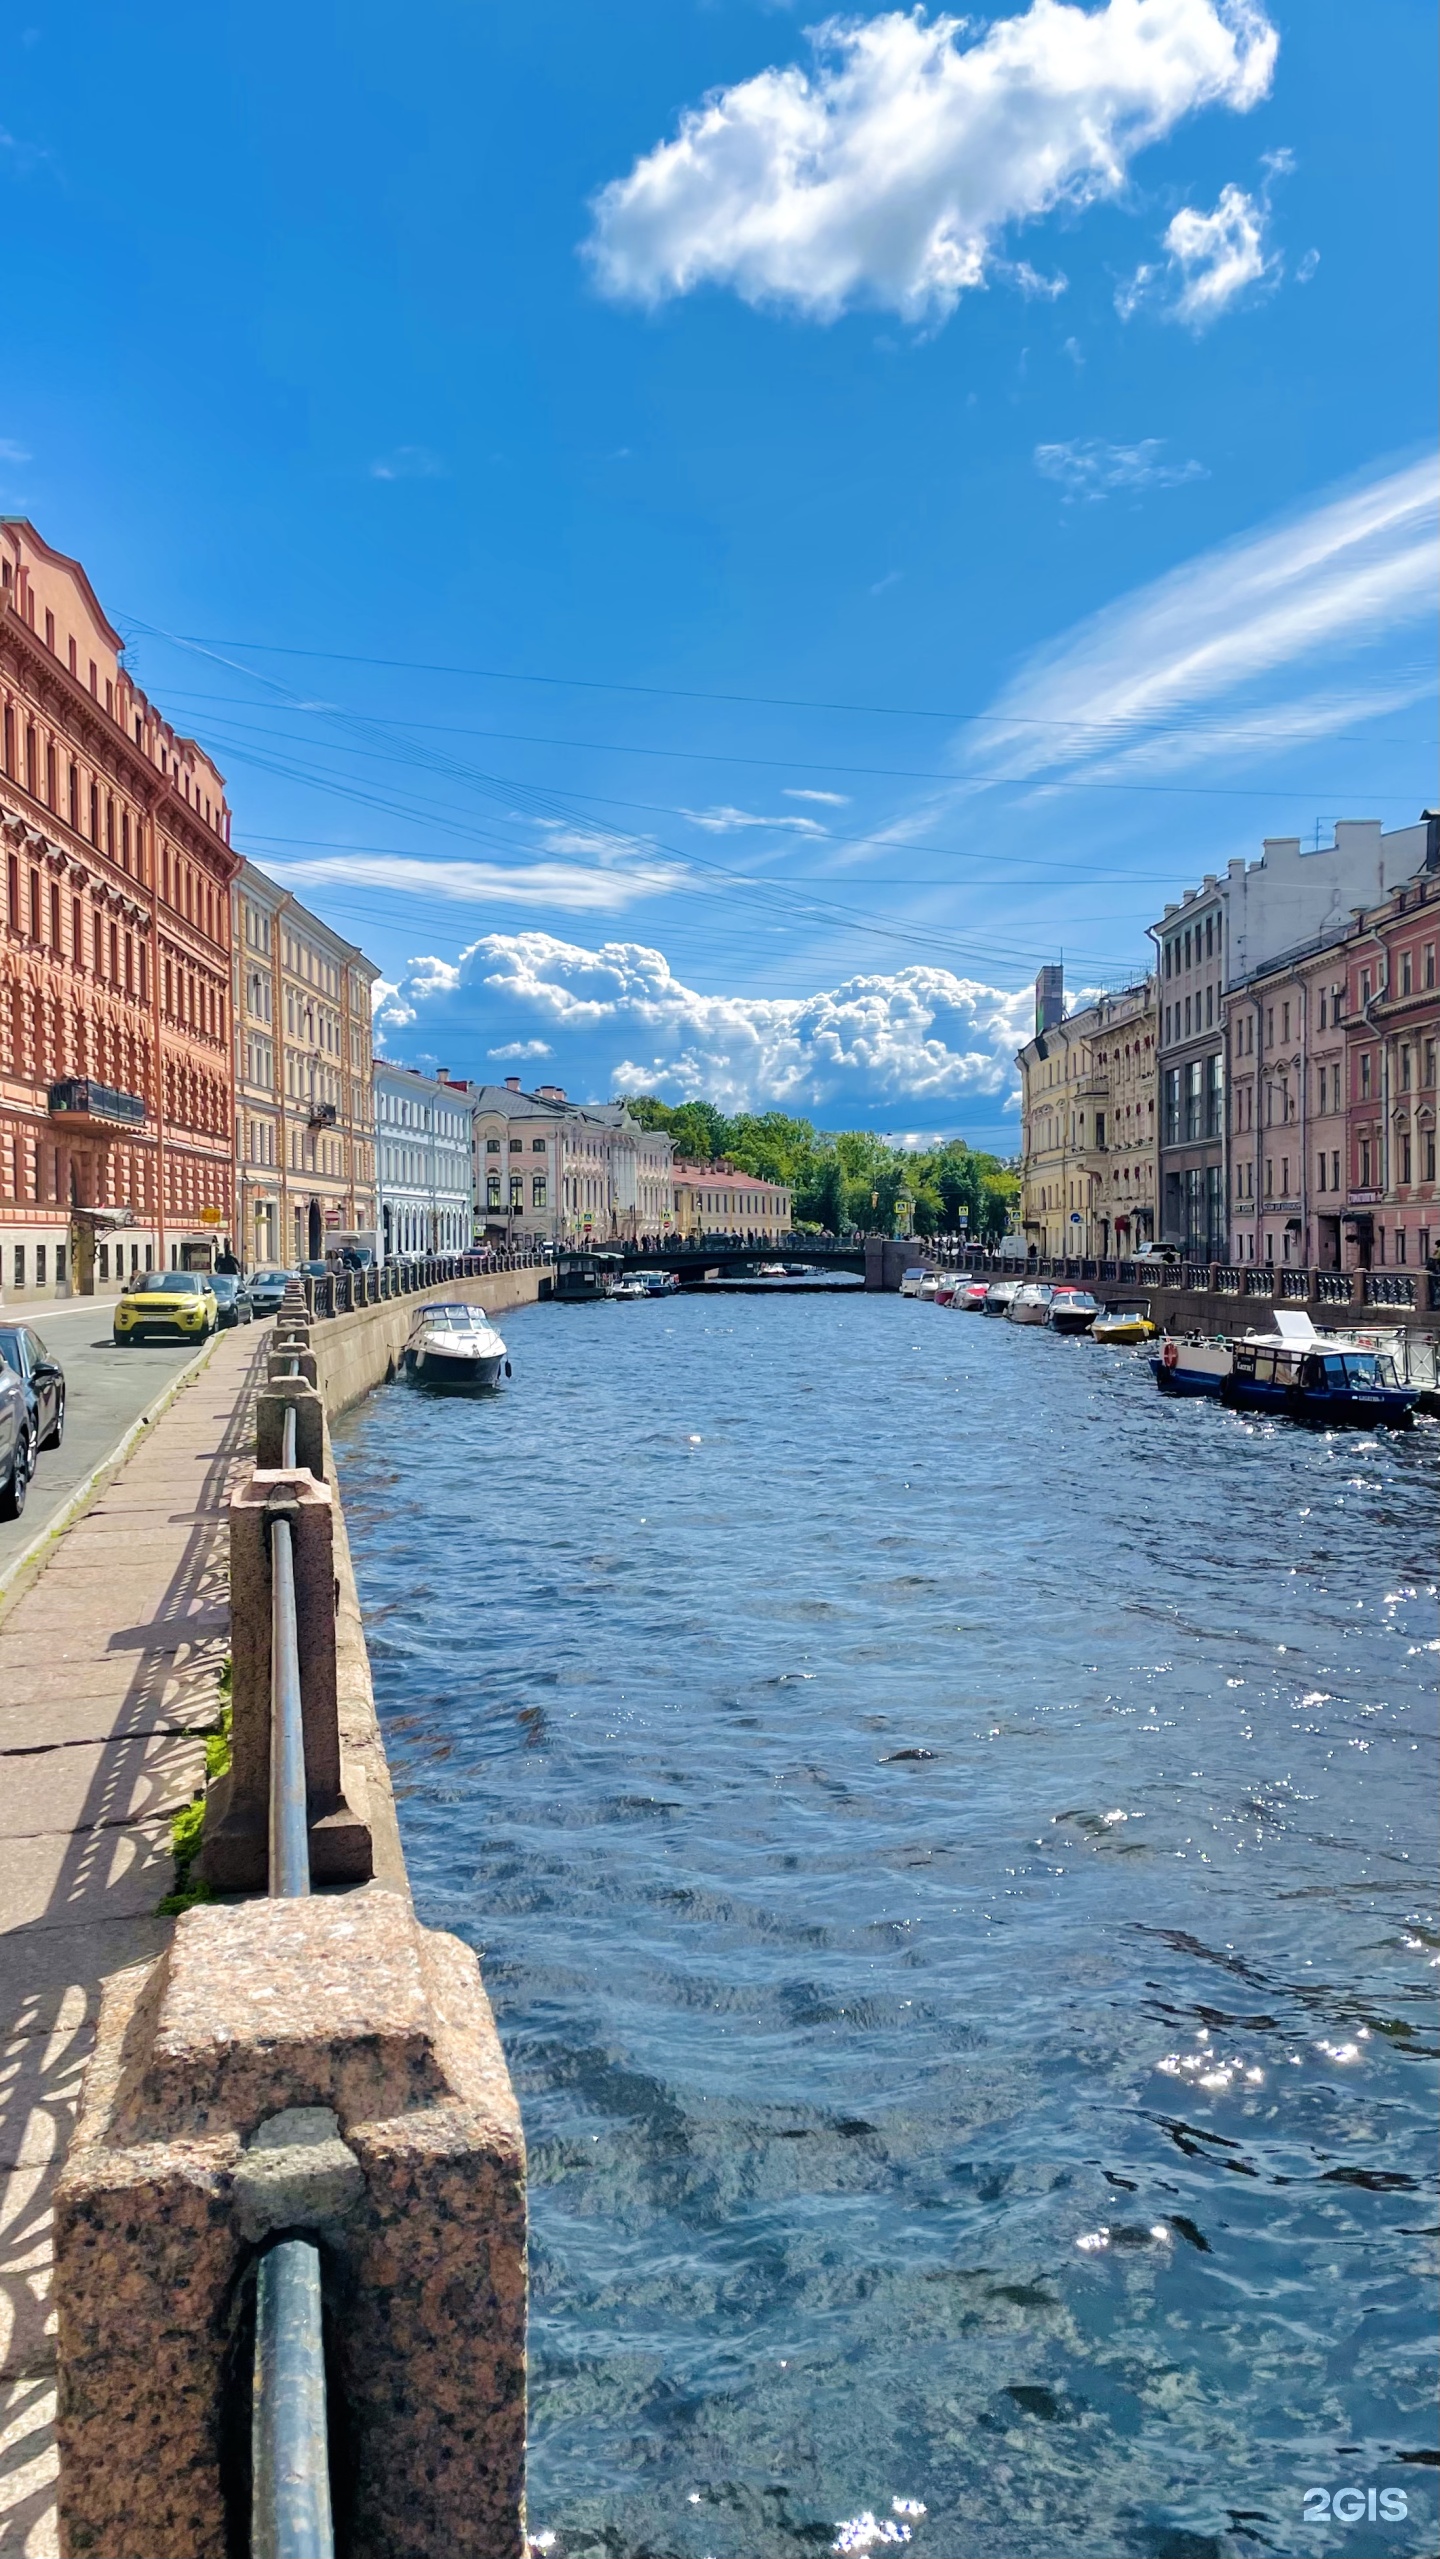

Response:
(263, 850), (683, 915)
(957, 453), (1439, 794)
(1034, 437), (1208, 501)
(586, 0), (1277, 324)
(369, 444), (446, 481)
(681, 802), (828, 835)
(785, 787), (850, 806)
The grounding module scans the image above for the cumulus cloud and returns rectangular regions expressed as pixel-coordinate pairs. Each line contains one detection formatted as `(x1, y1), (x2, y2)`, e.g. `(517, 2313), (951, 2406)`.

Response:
(681, 803), (828, 834)
(586, 0), (1277, 323)
(263, 850), (683, 915)
(487, 1038), (553, 1060)
(1118, 150), (1291, 326)
(374, 929), (1033, 1115)
(1034, 437), (1208, 500)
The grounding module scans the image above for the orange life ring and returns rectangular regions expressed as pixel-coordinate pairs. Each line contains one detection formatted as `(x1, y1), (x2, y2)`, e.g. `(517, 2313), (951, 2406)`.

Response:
(1162, 1341), (1179, 1369)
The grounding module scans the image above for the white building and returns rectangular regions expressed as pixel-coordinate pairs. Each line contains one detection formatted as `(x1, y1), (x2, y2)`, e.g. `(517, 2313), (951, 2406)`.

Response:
(375, 1061), (474, 1259)
(463, 1079), (673, 1244)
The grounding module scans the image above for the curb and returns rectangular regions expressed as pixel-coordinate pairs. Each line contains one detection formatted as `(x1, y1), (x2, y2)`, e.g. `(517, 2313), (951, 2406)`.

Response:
(0, 1326), (225, 1626)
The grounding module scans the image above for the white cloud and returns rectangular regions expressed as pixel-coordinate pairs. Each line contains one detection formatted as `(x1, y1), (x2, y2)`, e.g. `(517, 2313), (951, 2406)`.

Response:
(957, 453), (1439, 791)
(1119, 150), (1291, 327)
(785, 787), (851, 805)
(1034, 437), (1208, 500)
(586, 0), (1277, 323)
(376, 929), (1034, 1114)
(369, 445), (446, 481)
(263, 850), (683, 915)
(487, 1038), (553, 1060)
(681, 802), (828, 834)
(0, 438), (31, 464)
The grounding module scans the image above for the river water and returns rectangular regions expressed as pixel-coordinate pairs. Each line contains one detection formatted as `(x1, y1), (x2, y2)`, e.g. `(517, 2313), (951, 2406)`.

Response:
(334, 1289), (1438, 2559)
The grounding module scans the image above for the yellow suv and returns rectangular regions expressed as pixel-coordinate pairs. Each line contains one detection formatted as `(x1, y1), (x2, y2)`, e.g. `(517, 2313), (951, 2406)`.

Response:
(113, 1270), (220, 1346)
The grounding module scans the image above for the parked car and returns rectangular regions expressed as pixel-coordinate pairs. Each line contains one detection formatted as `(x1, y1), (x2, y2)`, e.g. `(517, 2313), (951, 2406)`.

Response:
(113, 1269), (219, 1345)
(331, 1245), (374, 1271)
(0, 1323), (65, 1449)
(247, 1267), (293, 1318)
(0, 1358), (34, 1519)
(209, 1274), (254, 1329)
(1132, 1242), (1181, 1264)
(299, 1260), (331, 1281)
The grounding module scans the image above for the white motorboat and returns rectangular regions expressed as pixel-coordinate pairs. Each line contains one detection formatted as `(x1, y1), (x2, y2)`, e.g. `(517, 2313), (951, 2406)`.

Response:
(402, 1301), (510, 1388)
(984, 1279), (1022, 1316)
(899, 1266), (931, 1297)
(1007, 1282), (1054, 1325)
(757, 1261), (787, 1278)
(610, 1275), (649, 1300)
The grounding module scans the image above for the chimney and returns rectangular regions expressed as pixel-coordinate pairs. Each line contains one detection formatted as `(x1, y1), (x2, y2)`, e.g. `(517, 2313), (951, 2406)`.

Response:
(505, 1076), (522, 1093)
(1035, 963), (1064, 1035)
(436, 1065), (449, 1081)
(534, 1084), (566, 1102)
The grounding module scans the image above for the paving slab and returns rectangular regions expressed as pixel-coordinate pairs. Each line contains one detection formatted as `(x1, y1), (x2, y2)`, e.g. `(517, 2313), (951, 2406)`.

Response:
(0, 1736), (204, 1844)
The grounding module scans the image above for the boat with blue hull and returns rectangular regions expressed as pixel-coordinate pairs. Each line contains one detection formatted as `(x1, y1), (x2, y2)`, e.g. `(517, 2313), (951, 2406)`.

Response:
(1221, 1341), (1417, 1428)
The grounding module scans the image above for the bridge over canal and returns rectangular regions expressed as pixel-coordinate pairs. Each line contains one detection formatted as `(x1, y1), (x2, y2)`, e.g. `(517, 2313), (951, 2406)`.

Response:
(610, 1237), (911, 1288)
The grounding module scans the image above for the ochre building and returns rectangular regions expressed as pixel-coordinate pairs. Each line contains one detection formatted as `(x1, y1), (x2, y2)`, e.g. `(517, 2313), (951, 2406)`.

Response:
(0, 520), (238, 1301)
(1017, 968), (1156, 1258)
(672, 1161), (794, 1242)
(233, 860), (377, 1268)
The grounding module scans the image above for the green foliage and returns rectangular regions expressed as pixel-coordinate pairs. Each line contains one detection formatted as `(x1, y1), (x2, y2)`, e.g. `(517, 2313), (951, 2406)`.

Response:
(156, 1690), (232, 1916)
(617, 1093), (1018, 1238)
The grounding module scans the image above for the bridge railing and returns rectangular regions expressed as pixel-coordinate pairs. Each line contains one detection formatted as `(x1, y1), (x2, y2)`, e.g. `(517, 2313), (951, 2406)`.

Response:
(925, 1247), (1440, 1314)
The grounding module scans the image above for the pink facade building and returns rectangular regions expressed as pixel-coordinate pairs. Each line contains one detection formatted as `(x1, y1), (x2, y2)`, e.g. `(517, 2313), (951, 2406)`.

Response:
(1225, 827), (1439, 1271)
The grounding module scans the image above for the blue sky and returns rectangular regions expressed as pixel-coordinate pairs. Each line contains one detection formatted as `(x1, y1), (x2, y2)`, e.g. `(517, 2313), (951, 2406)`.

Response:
(3, 0), (1435, 1148)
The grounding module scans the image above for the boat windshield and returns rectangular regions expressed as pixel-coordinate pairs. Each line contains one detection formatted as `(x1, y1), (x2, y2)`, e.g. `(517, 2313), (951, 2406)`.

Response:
(1059, 1293), (1098, 1312)
(417, 1304), (487, 1329)
(1320, 1352), (1398, 1388)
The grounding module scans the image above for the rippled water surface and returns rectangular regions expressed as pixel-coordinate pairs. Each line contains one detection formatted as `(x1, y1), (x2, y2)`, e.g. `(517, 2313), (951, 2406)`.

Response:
(334, 1291), (1439, 2559)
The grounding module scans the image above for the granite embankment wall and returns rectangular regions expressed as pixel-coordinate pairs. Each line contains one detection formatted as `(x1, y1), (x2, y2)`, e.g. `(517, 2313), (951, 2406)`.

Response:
(26, 1276), (541, 2559)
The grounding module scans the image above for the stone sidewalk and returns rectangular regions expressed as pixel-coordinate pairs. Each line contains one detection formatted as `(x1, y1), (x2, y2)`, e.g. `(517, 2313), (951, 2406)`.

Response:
(0, 1322), (268, 2556)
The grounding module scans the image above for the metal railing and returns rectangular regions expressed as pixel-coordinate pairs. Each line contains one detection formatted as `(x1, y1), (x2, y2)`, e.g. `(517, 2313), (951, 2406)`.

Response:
(253, 1310), (335, 2559)
(929, 1247), (1440, 1313)
(298, 1245), (547, 1323)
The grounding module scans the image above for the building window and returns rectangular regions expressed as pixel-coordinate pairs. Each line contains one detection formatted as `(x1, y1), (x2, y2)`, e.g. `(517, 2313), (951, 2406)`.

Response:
(13, 1246), (24, 1286)
(532, 1176), (547, 1209)
(1317, 1152), (1327, 1192)
(1402, 949), (1413, 996)
(509, 1176), (524, 1209)
(1360, 1054), (1371, 1098)
(1401, 1133), (1412, 1184)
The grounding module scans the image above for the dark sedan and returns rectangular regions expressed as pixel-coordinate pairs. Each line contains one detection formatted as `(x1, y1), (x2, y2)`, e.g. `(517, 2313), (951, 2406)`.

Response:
(0, 1358), (35, 1519)
(0, 1323), (65, 1451)
(209, 1274), (254, 1328)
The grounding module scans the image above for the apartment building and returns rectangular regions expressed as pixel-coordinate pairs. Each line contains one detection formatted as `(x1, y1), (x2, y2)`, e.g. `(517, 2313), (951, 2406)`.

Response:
(375, 1060), (473, 1258)
(1017, 968), (1155, 1257)
(1151, 821), (1428, 1260)
(672, 1162), (794, 1240)
(232, 862), (377, 1267)
(466, 1079), (673, 1244)
(0, 519), (238, 1300)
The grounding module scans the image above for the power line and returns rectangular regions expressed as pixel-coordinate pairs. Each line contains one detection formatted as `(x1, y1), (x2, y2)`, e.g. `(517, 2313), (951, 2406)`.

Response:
(125, 619), (1438, 754)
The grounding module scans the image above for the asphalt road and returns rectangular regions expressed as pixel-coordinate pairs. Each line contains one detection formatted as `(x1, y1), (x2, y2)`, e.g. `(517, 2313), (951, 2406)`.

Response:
(0, 1300), (261, 1582)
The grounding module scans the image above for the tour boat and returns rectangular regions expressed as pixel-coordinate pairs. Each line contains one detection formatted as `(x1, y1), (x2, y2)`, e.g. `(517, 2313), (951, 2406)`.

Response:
(633, 1268), (680, 1295)
(1148, 1307), (1406, 1402)
(1048, 1288), (1100, 1335)
(1007, 1282), (1054, 1325)
(1221, 1339), (1417, 1428)
(984, 1280), (1022, 1316)
(402, 1302), (510, 1388)
(1091, 1302), (1157, 1346)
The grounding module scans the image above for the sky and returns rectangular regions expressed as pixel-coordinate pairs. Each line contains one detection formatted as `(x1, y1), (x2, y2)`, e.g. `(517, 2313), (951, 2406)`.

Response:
(2, 0), (1435, 1149)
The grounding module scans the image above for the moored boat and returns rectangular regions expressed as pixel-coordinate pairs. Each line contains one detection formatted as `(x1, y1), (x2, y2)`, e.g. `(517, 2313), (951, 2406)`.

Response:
(1048, 1287), (1099, 1335)
(1092, 1301), (1157, 1346)
(984, 1280), (1022, 1316)
(900, 1266), (931, 1297)
(1007, 1282), (1054, 1325)
(957, 1280), (990, 1311)
(403, 1302), (510, 1388)
(1221, 1339), (1417, 1428)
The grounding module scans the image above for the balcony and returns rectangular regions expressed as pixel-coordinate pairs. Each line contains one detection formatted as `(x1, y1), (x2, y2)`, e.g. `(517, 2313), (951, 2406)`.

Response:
(307, 1100), (338, 1131)
(48, 1077), (146, 1132)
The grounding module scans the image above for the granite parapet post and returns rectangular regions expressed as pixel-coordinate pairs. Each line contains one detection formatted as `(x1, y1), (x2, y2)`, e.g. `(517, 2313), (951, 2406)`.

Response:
(199, 1466), (371, 1891)
(53, 1891), (527, 2559)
